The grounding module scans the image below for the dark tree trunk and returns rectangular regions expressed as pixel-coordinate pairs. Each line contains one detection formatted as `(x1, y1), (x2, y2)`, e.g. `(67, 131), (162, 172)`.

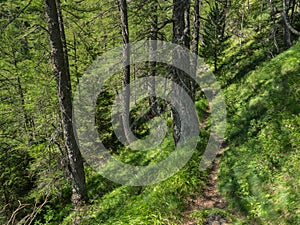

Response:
(281, 0), (300, 48)
(56, 0), (70, 75)
(184, 0), (193, 98)
(172, 0), (185, 45)
(269, 0), (280, 53)
(192, 0), (200, 62)
(214, 37), (218, 72)
(172, 0), (190, 144)
(119, 0), (132, 145)
(191, 0), (201, 101)
(290, 0), (296, 23)
(148, 0), (158, 117)
(259, 0), (264, 31)
(282, 0), (292, 48)
(44, 0), (88, 207)
(184, 0), (191, 49)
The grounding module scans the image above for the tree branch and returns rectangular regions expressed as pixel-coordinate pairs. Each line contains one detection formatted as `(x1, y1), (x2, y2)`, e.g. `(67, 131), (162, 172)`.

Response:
(157, 19), (173, 31)
(1, 0), (33, 31)
(282, 11), (300, 35)
(282, 0), (300, 35)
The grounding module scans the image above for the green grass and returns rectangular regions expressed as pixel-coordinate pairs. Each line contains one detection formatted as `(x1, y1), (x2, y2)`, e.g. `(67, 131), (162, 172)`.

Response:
(33, 40), (300, 225)
(33, 122), (209, 225)
(219, 39), (300, 224)
(33, 34), (300, 225)
(61, 135), (208, 225)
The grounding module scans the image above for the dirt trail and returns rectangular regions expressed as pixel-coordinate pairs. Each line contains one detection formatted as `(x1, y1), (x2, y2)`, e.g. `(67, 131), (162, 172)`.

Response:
(182, 146), (230, 225)
(180, 109), (239, 225)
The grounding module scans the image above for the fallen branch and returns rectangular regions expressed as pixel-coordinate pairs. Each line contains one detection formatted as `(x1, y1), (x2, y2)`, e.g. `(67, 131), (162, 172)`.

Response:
(6, 201), (30, 225)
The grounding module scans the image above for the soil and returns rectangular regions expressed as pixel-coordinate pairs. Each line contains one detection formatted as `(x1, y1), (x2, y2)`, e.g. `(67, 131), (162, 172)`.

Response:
(182, 148), (230, 225)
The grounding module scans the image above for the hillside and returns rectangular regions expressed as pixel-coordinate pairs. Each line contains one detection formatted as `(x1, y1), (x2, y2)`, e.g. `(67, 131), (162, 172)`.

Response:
(34, 40), (299, 225)
(219, 39), (300, 224)
(0, 0), (299, 224)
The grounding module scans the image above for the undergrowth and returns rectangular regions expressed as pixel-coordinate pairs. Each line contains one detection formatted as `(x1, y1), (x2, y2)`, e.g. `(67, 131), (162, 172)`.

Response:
(34, 97), (210, 224)
(219, 39), (300, 224)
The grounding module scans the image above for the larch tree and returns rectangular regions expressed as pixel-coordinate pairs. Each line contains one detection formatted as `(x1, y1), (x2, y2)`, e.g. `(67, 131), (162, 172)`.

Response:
(191, 0), (201, 100)
(44, 0), (88, 207)
(171, 0), (191, 144)
(148, 0), (159, 117)
(119, 0), (132, 145)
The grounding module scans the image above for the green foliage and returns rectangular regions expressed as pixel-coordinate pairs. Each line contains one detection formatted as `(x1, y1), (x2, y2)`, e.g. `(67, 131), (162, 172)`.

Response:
(200, 0), (229, 72)
(0, 0), (59, 221)
(219, 39), (300, 224)
(60, 137), (207, 225)
(0, 143), (32, 223)
(1, 0), (300, 224)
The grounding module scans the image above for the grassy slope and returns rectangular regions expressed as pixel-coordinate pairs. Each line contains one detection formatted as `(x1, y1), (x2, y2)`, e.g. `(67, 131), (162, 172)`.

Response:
(219, 40), (300, 224)
(43, 126), (208, 225)
(84, 40), (300, 224)
(34, 41), (299, 225)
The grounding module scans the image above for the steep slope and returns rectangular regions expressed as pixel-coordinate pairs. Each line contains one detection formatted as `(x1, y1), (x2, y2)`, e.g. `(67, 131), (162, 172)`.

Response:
(34, 42), (299, 225)
(219, 40), (300, 224)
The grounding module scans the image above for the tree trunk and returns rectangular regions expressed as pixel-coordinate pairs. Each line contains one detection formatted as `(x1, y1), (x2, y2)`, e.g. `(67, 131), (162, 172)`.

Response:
(56, 0), (70, 76)
(119, 0), (132, 145)
(259, 0), (265, 32)
(191, 0), (201, 101)
(148, 0), (158, 117)
(184, 0), (191, 50)
(184, 0), (192, 98)
(44, 0), (88, 207)
(172, 0), (190, 144)
(269, 0), (280, 53)
(290, 0), (296, 23)
(214, 36), (218, 72)
(282, 0), (292, 48)
(281, 0), (300, 48)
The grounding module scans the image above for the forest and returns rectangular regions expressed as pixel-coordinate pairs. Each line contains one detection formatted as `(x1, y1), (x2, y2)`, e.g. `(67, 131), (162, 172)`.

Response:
(0, 0), (299, 224)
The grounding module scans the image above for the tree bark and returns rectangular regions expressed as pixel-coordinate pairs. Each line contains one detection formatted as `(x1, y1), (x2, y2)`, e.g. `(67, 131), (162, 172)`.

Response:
(282, 0), (292, 48)
(282, 0), (300, 41)
(184, 0), (192, 98)
(290, 0), (296, 23)
(172, 0), (190, 144)
(259, 0), (265, 32)
(44, 0), (88, 207)
(119, 0), (132, 145)
(184, 0), (191, 50)
(191, 0), (201, 101)
(269, 0), (280, 53)
(148, 0), (158, 117)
